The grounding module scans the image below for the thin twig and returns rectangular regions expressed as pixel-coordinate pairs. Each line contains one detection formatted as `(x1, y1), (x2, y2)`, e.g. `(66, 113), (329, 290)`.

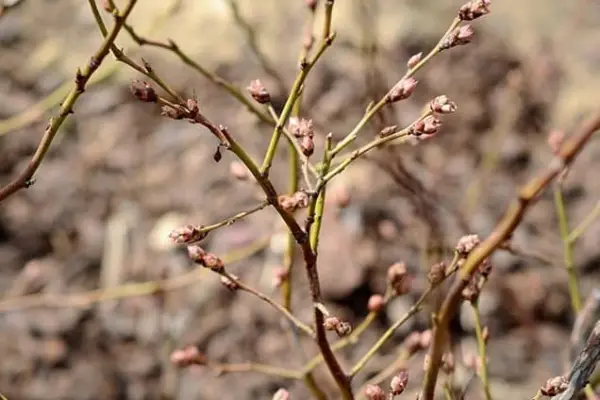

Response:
(567, 201), (600, 244)
(0, 0), (138, 203)
(219, 271), (315, 338)
(471, 301), (492, 400)
(207, 361), (302, 380)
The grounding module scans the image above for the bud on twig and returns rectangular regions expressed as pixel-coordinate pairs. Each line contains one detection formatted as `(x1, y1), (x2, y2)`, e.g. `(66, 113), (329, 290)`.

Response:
(379, 125), (398, 138)
(390, 370), (409, 396)
(161, 105), (186, 120)
(455, 234), (480, 255)
(368, 294), (385, 312)
(412, 115), (442, 137)
(278, 191), (310, 213)
(289, 117), (314, 138)
(430, 95), (457, 114)
(247, 79), (271, 104)
(441, 25), (475, 50)
(407, 52), (423, 69)
(458, 0), (491, 21)
(386, 78), (418, 103)
(130, 80), (157, 103)
(427, 261), (446, 285)
(299, 135), (315, 156)
(323, 316), (352, 337)
(169, 225), (209, 244)
(364, 384), (386, 400)
(540, 376), (568, 397)
(387, 262), (411, 296)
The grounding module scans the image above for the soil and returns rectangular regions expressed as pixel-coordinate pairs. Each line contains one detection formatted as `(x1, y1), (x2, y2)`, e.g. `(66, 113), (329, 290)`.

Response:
(1, 1), (599, 399)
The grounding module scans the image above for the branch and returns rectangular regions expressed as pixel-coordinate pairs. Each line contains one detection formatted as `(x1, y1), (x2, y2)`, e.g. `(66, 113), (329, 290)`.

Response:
(422, 110), (600, 400)
(0, 0), (138, 203)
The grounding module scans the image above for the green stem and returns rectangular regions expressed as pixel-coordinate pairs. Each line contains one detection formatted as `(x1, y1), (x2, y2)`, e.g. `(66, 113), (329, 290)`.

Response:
(471, 301), (492, 400)
(567, 201), (600, 244)
(554, 186), (583, 313)
(349, 287), (433, 377)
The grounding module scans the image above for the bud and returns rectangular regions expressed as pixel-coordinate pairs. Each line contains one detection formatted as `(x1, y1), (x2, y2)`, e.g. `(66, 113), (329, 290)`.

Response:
(386, 77), (418, 103)
(407, 52), (423, 69)
(278, 191), (310, 213)
(187, 245), (206, 263)
(455, 234), (480, 255)
(203, 252), (225, 272)
(427, 261), (446, 285)
(220, 274), (239, 291)
(289, 117), (314, 138)
(323, 316), (341, 332)
(387, 262), (410, 296)
(368, 294), (385, 312)
(390, 370), (409, 395)
(442, 25), (475, 50)
(364, 384), (386, 400)
(299, 135), (315, 157)
(247, 79), (271, 104)
(379, 125), (398, 138)
(540, 376), (568, 397)
(458, 0), (491, 21)
(479, 257), (493, 278)
(461, 274), (482, 303)
(169, 225), (209, 244)
(412, 116), (442, 137)
(272, 389), (290, 400)
(170, 345), (206, 367)
(186, 98), (200, 117)
(430, 95), (457, 114)
(230, 161), (249, 180)
(130, 80), (157, 102)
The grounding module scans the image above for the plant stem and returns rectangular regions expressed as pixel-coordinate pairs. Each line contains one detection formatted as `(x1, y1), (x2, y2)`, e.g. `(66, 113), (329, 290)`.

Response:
(207, 361), (302, 380)
(554, 186), (583, 313)
(471, 301), (492, 400)
(198, 201), (269, 235)
(567, 201), (600, 244)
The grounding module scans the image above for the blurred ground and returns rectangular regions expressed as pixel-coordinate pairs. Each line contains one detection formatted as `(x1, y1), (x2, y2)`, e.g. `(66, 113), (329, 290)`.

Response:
(1, 0), (600, 399)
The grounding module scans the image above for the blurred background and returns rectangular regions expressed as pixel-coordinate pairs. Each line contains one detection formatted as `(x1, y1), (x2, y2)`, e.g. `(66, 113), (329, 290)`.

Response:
(1, 0), (600, 399)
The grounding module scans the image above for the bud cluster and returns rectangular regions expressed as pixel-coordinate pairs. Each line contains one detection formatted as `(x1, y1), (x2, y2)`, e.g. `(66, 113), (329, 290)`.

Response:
(411, 115), (442, 138)
(323, 316), (352, 337)
(458, 0), (491, 21)
(386, 77), (418, 103)
(540, 375), (568, 397)
(441, 25), (475, 50)
(289, 117), (315, 156)
(387, 262), (411, 296)
(168, 224), (209, 244)
(461, 258), (493, 303)
(130, 80), (158, 103)
(278, 191), (310, 213)
(247, 79), (271, 104)
(187, 245), (225, 272)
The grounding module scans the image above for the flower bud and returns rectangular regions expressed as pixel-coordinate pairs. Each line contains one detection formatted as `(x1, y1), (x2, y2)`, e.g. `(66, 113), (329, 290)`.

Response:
(187, 245), (206, 263)
(379, 125), (398, 138)
(299, 135), (315, 157)
(407, 52), (423, 69)
(442, 25), (475, 49)
(364, 384), (386, 400)
(386, 78), (418, 103)
(540, 376), (568, 397)
(368, 294), (385, 312)
(427, 261), (446, 285)
(390, 370), (409, 395)
(203, 252), (225, 272)
(169, 225), (209, 244)
(289, 117), (314, 138)
(247, 79), (271, 104)
(455, 234), (480, 255)
(387, 262), (410, 296)
(412, 116), (442, 137)
(130, 80), (157, 103)
(430, 95), (457, 114)
(458, 0), (491, 21)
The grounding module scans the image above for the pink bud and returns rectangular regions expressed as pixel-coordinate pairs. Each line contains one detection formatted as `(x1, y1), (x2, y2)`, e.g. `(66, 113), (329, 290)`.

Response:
(430, 95), (457, 114)
(364, 384), (386, 400)
(390, 370), (409, 395)
(407, 52), (423, 69)
(387, 78), (418, 103)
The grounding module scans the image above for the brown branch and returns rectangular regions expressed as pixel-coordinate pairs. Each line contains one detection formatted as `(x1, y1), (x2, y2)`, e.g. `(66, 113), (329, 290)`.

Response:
(421, 110), (600, 400)
(0, 0), (138, 203)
